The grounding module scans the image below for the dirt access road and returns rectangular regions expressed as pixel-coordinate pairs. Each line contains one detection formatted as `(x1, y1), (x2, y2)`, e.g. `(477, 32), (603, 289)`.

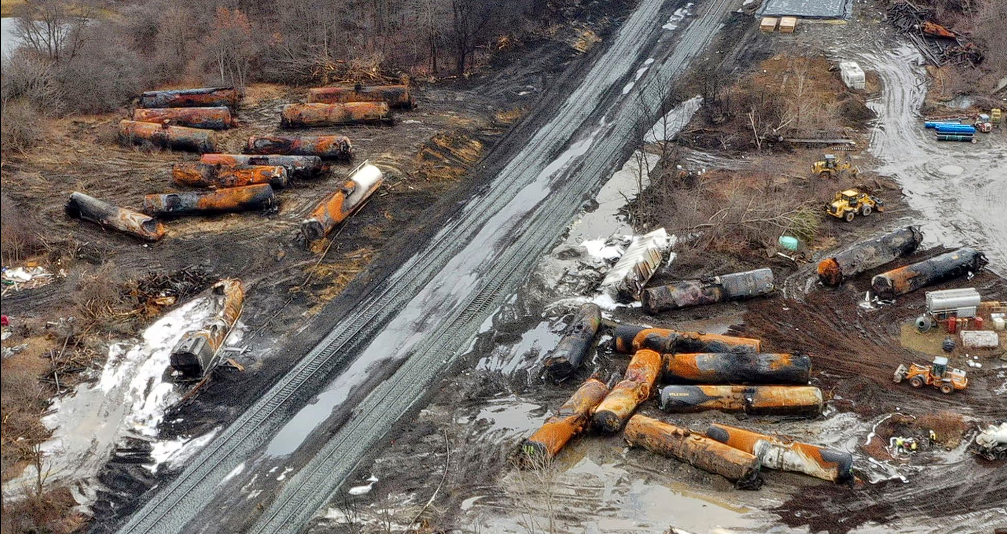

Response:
(113, 0), (738, 532)
(859, 43), (1007, 272)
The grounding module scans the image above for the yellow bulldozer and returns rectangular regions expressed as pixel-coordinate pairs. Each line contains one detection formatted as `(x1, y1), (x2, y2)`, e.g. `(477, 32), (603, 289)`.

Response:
(893, 356), (968, 395)
(812, 154), (859, 179)
(826, 189), (883, 222)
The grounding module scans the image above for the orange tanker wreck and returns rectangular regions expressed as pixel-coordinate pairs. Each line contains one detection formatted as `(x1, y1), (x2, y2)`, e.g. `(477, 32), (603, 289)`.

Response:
(521, 378), (610, 462)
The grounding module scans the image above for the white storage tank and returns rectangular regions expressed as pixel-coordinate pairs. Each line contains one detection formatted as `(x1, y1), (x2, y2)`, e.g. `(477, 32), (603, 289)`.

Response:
(926, 288), (981, 317)
(840, 61), (866, 90)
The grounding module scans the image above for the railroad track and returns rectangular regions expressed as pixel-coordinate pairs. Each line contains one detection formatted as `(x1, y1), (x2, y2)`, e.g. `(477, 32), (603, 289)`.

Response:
(116, 0), (737, 532)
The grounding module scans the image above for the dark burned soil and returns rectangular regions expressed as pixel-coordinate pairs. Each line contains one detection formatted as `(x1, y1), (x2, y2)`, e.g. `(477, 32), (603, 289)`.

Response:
(0, 8), (627, 528)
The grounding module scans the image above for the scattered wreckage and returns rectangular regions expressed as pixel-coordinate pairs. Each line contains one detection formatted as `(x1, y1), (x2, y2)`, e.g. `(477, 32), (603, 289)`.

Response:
(308, 84), (415, 109)
(542, 303), (602, 383)
(66, 191), (166, 242)
(642, 268), (775, 314)
(972, 422), (1007, 461)
(301, 162), (385, 243)
(871, 247), (988, 300)
(170, 279), (245, 379)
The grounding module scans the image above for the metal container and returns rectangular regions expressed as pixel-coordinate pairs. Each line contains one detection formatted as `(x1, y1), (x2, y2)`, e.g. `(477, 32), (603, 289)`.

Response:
(170, 279), (244, 378)
(139, 87), (239, 108)
(817, 226), (923, 286)
(520, 378), (609, 462)
(599, 228), (671, 300)
(706, 423), (853, 482)
(200, 154), (324, 178)
(871, 248), (988, 299)
(624, 415), (763, 489)
(642, 268), (774, 314)
(936, 134), (975, 142)
(662, 353), (811, 385)
(65, 191), (165, 242)
(280, 102), (393, 128)
(613, 325), (762, 354)
(659, 385), (823, 416)
(119, 120), (217, 153)
(245, 134), (353, 160)
(301, 162), (384, 242)
(934, 124), (976, 134)
(142, 184), (275, 216)
(172, 162), (289, 189)
(132, 107), (235, 130)
(308, 84), (415, 109)
(924, 121), (961, 129)
(926, 288), (980, 316)
(542, 303), (602, 383)
(592, 349), (662, 433)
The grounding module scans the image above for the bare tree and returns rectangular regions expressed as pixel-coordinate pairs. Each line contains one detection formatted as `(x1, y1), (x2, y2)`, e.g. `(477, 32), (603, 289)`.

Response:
(203, 7), (258, 89)
(15, 0), (88, 64)
(450, 0), (489, 75)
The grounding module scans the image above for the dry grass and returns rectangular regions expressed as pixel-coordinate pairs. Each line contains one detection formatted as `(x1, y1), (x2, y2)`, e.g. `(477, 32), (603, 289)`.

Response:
(0, 193), (45, 265)
(0, 486), (87, 534)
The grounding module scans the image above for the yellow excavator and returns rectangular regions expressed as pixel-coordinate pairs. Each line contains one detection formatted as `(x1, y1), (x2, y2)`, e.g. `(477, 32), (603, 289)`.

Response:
(812, 154), (859, 179)
(826, 189), (883, 222)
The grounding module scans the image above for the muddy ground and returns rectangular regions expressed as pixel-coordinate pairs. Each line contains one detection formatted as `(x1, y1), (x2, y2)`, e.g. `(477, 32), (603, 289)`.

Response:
(302, 3), (1007, 534)
(0, 3), (633, 530)
(2, 0), (1005, 532)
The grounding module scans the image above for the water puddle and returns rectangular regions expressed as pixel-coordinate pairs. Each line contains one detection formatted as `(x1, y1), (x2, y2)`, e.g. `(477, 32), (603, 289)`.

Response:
(662, 3), (694, 31)
(475, 318), (563, 375)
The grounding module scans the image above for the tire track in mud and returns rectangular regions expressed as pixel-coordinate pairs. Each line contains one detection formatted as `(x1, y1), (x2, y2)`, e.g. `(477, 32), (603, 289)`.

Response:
(115, 1), (736, 532)
(859, 44), (1007, 272)
(248, 1), (736, 532)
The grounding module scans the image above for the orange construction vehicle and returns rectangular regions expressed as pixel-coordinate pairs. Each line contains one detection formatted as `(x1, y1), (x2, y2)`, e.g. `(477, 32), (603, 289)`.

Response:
(893, 356), (967, 394)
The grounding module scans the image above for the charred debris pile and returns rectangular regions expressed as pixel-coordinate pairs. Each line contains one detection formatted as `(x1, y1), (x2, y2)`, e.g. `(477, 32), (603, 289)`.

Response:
(520, 224), (998, 489)
(887, 1), (983, 67)
(64, 83), (416, 381)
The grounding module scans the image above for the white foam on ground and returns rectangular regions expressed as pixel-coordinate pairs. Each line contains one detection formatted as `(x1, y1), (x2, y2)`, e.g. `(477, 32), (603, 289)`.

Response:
(149, 428), (220, 472)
